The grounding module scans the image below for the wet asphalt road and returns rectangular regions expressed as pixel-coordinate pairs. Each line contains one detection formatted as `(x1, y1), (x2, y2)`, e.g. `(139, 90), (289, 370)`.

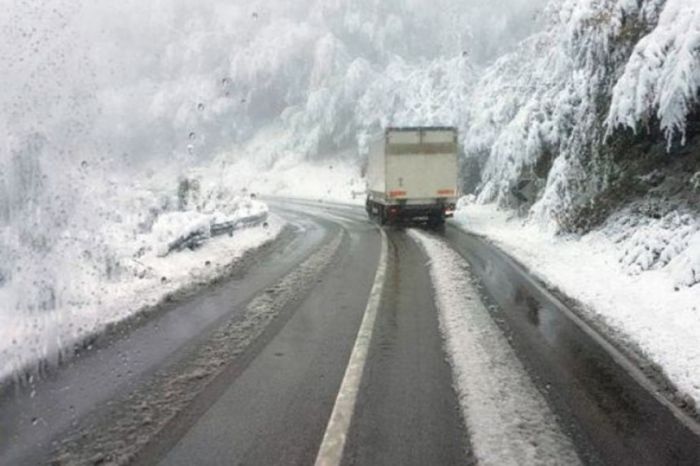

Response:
(1, 199), (699, 465)
(340, 230), (469, 466)
(158, 205), (383, 466)
(445, 226), (700, 465)
(159, 206), (468, 466)
(0, 208), (334, 465)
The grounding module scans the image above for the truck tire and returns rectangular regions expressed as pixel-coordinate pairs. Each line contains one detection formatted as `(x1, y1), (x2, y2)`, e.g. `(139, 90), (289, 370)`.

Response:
(379, 206), (387, 226)
(428, 214), (445, 229)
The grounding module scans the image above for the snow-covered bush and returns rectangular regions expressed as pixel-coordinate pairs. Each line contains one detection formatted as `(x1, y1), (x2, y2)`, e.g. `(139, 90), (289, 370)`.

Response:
(598, 207), (700, 289)
(609, 209), (699, 274)
(670, 231), (700, 288)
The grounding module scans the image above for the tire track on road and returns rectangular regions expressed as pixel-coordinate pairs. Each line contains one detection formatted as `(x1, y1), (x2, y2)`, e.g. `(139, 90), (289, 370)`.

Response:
(50, 231), (345, 466)
(409, 229), (581, 466)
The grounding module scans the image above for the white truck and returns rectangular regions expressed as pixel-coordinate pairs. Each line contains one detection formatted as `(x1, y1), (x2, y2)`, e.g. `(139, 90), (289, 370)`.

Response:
(365, 127), (459, 226)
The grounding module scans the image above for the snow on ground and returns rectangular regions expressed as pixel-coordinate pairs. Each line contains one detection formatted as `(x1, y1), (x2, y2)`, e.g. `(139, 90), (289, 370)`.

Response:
(409, 229), (580, 466)
(454, 202), (700, 408)
(211, 126), (366, 205)
(230, 155), (364, 205)
(0, 193), (283, 385)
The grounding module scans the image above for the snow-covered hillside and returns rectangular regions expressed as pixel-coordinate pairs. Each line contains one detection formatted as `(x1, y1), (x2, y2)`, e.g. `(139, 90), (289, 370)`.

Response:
(462, 0), (699, 286)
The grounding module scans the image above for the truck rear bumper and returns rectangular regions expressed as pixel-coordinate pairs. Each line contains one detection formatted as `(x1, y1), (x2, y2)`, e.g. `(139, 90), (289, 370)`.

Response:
(366, 198), (456, 224)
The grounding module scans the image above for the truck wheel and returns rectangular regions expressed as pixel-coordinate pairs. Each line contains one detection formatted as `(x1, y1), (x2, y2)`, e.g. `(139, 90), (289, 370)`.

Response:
(428, 214), (445, 229)
(379, 206), (387, 225)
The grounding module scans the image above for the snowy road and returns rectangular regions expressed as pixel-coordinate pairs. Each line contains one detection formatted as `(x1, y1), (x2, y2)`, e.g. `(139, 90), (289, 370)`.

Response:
(1, 200), (699, 465)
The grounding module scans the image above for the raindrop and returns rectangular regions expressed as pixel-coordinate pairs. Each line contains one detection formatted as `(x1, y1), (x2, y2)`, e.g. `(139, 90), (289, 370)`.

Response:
(188, 132), (196, 141)
(31, 417), (39, 426)
(80, 160), (88, 169)
(197, 103), (205, 112)
(252, 12), (258, 19)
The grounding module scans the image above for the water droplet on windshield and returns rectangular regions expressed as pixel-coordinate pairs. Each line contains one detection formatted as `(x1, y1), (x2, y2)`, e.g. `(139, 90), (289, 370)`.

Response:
(197, 103), (205, 112)
(188, 132), (196, 141)
(80, 160), (88, 169)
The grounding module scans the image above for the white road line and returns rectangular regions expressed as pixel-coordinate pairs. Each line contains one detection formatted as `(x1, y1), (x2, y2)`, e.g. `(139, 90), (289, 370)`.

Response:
(314, 228), (388, 466)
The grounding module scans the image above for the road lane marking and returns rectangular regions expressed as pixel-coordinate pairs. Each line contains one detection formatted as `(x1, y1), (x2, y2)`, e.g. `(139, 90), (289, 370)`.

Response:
(314, 228), (388, 466)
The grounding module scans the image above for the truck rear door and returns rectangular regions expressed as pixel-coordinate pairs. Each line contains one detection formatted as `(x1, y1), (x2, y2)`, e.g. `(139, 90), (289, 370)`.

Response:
(385, 129), (458, 201)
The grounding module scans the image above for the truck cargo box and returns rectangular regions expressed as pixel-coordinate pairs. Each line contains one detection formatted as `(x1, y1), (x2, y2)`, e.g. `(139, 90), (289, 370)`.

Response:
(366, 127), (459, 226)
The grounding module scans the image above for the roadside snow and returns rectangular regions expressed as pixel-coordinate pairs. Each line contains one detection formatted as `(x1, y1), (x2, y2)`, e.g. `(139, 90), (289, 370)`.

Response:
(409, 229), (580, 466)
(51, 229), (343, 466)
(211, 128), (366, 205)
(454, 203), (700, 408)
(0, 208), (283, 385)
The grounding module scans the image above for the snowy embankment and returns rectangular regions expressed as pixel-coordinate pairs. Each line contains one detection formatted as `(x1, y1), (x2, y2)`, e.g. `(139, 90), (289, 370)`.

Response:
(454, 202), (700, 409)
(0, 187), (283, 385)
(409, 229), (580, 466)
(211, 126), (366, 205)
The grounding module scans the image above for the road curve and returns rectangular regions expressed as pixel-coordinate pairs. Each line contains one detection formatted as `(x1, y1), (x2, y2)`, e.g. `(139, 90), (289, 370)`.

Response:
(0, 207), (347, 465)
(2, 199), (698, 466)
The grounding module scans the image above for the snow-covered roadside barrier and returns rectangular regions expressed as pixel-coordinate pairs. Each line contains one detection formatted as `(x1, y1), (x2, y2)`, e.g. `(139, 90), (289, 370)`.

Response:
(409, 229), (580, 466)
(454, 203), (700, 411)
(151, 199), (269, 256)
(0, 192), (282, 387)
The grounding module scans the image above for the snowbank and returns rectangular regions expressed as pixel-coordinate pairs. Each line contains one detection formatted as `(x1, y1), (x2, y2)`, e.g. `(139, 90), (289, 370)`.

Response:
(0, 180), (281, 385)
(454, 202), (700, 409)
